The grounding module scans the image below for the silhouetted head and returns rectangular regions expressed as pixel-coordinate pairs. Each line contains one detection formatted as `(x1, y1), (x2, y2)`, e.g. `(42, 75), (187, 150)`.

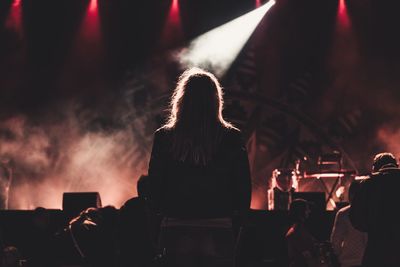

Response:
(289, 198), (312, 223)
(372, 152), (398, 172)
(32, 207), (50, 230)
(162, 67), (236, 165)
(165, 67), (232, 129)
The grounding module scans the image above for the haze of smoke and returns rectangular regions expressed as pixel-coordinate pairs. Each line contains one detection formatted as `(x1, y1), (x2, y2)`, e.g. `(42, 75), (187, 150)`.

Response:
(0, 104), (151, 210)
(377, 126), (400, 161)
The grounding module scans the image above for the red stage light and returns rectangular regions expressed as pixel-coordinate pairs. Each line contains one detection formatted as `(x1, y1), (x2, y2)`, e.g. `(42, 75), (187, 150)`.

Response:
(12, 0), (21, 7)
(171, 0), (180, 22)
(161, 0), (183, 47)
(89, 0), (98, 13)
(338, 0), (350, 29)
(82, 0), (101, 41)
(5, 0), (23, 37)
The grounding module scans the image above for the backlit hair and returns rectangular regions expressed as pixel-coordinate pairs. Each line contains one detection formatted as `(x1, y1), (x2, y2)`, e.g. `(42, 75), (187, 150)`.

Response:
(164, 67), (233, 129)
(162, 67), (236, 164)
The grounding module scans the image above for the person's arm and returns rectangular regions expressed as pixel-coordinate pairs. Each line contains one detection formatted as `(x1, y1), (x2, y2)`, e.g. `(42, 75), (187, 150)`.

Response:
(330, 209), (346, 258)
(349, 179), (369, 232)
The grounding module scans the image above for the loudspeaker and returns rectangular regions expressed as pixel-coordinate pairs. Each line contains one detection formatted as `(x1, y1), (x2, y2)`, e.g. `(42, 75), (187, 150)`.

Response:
(62, 192), (102, 219)
(292, 192), (326, 211)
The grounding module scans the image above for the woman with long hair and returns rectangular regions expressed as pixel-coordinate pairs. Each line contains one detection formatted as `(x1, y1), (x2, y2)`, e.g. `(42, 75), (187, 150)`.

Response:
(147, 67), (251, 267)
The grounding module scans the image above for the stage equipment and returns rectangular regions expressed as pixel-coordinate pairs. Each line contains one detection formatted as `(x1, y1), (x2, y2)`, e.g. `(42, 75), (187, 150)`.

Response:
(298, 151), (356, 210)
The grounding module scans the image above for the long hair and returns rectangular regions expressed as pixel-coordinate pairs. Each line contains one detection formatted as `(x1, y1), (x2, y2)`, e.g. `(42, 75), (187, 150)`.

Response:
(162, 67), (236, 165)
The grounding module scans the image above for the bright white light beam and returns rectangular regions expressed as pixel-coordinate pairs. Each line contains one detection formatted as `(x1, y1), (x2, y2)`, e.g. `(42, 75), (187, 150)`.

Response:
(177, 0), (275, 77)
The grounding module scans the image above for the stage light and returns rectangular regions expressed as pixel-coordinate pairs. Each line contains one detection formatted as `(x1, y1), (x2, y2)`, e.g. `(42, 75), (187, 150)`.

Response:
(13, 0), (21, 7)
(89, 0), (98, 13)
(5, 0), (23, 37)
(337, 0), (350, 28)
(177, 0), (275, 77)
(161, 0), (183, 47)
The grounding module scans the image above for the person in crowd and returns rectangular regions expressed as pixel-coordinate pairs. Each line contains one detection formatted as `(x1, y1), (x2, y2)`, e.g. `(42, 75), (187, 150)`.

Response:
(55, 205), (119, 267)
(25, 207), (57, 267)
(267, 168), (297, 210)
(330, 181), (367, 267)
(350, 152), (400, 267)
(118, 175), (158, 267)
(286, 198), (319, 267)
(285, 197), (338, 267)
(146, 67), (252, 267)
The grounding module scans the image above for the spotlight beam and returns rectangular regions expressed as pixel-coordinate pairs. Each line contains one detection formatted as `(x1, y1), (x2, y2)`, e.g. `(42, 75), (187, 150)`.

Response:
(177, 0), (275, 77)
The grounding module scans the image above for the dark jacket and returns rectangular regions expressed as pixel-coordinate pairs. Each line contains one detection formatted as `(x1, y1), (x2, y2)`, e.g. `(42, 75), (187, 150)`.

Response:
(147, 126), (251, 220)
(349, 167), (400, 267)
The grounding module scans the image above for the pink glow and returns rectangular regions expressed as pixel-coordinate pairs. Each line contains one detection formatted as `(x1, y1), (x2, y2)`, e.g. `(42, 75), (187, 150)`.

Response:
(61, 0), (103, 91)
(170, 0), (180, 24)
(256, 0), (262, 8)
(69, 0), (103, 61)
(161, 0), (183, 47)
(0, 115), (141, 210)
(5, 0), (23, 38)
(89, 0), (98, 13)
(12, 0), (21, 7)
(83, 0), (100, 40)
(337, 0), (350, 29)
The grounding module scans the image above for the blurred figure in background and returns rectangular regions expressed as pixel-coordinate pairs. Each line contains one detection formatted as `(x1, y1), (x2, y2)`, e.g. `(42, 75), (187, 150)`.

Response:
(350, 152), (400, 267)
(1, 246), (26, 267)
(118, 175), (158, 267)
(55, 205), (119, 267)
(25, 207), (56, 267)
(268, 168), (298, 210)
(285, 198), (337, 267)
(286, 198), (317, 267)
(330, 181), (367, 267)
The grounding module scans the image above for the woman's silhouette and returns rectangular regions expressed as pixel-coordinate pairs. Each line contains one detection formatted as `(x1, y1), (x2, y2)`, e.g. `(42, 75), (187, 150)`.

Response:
(147, 67), (251, 267)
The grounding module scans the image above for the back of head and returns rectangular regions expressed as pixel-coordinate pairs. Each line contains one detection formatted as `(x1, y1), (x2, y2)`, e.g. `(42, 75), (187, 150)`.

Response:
(163, 67), (235, 165)
(372, 152), (398, 172)
(289, 198), (310, 223)
(166, 67), (230, 129)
